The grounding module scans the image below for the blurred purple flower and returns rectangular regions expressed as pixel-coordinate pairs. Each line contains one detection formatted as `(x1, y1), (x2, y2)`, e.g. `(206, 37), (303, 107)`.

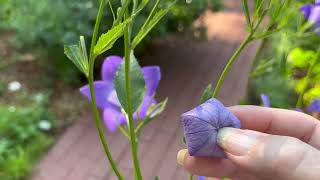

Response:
(198, 176), (205, 180)
(260, 94), (270, 107)
(80, 56), (161, 131)
(181, 98), (241, 158)
(300, 0), (320, 34)
(307, 99), (320, 113)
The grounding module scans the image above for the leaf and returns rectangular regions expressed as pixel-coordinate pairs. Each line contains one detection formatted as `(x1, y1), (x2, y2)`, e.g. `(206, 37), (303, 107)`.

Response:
(200, 84), (213, 103)
(114, 53), (146, 113)
(242, 0), (251, 28)
(132, 0), (149, 17)
(132, 0), (176, 48)
(64, 44), (88, 76)
(148, 98), (168, 118)
(135, 98), (168, 135)
(94, 21), (128, 56)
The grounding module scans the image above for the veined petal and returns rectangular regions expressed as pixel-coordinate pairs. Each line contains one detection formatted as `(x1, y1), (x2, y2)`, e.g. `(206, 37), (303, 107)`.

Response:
(102, 56), (123, 83)
(142, 66), (161, 96)
(181, 98), (241, 158)
(103, 108), (127, 132)
(79, 81), (114, 109)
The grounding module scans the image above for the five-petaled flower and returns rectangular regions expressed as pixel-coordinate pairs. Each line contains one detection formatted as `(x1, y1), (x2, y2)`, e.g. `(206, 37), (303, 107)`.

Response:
(181, 98), (241, 158)
(300, 0), (320, 34)
(80, 56), (161, 132)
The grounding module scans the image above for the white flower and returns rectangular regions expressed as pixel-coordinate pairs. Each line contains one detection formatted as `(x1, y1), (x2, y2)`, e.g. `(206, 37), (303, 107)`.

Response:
(8, 81), (21, 92)
(38, 120), (52, 131)
(8, 106), (16, 112)
(34, 93), (45, 103)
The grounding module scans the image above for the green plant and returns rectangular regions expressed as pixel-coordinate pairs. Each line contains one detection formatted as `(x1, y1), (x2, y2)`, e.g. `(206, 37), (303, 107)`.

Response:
(0, 93), (54, 180)
(0, 0), (221, 85)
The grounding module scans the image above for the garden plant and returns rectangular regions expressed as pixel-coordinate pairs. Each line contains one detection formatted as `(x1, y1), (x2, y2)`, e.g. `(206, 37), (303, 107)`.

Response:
(60, 0), (320, 180)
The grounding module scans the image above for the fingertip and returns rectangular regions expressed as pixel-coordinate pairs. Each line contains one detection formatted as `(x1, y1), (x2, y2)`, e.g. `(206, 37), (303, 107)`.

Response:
(177, 149), (188, 166)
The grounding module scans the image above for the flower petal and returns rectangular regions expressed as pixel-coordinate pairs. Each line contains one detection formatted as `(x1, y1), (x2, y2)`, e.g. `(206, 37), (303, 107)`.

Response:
(309, 6), (320, 25)
(308, 99), (320, 113)
(260, 94), (271, 107)
(142, 66), (161, 96)
(300, 4), (314, 19)
(102, 56), (123, 83)
(103, 108), (127, 132)
(136, 95), (154, 119)
(181, 98), (241, 158)
(79, 81), (114, 109)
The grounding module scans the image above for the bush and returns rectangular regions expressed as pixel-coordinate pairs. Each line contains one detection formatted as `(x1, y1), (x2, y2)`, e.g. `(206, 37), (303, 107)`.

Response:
(0, 93), (54, 180)
(248, 0), (320, 109)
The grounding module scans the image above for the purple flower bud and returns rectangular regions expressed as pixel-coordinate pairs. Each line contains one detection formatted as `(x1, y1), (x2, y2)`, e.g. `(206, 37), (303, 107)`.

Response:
(181, 98), (241, 158)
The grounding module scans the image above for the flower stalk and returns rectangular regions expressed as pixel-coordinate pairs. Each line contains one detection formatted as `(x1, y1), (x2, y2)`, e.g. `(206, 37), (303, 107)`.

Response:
(88, 0), (123, 179)
(124, 11), (144, 180)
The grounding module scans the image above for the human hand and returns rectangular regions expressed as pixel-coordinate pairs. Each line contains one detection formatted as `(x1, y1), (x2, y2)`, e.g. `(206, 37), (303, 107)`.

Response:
(177, 106), (320, 180)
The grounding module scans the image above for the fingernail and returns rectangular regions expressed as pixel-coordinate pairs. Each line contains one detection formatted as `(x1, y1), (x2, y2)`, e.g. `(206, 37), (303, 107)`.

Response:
(217, 127), (257, 156)
(177, 149), (188, 165)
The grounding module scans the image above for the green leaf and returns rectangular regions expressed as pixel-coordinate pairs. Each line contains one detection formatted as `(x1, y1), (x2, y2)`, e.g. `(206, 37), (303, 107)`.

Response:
(135, 98), (168, 135)
(132, 0), (176, 48)
(94, 21), (128, 56)
(64, 44), (89, 76)
(200, 84), (213, 103)
(148, 98), (168, 118)
(242, 0), (251, 28)
(132, 0), (149, 17)
(114, 53), (146, 113)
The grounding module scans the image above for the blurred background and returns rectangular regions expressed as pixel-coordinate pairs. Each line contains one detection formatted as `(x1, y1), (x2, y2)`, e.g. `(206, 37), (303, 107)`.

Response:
(0, 0), (319, 179)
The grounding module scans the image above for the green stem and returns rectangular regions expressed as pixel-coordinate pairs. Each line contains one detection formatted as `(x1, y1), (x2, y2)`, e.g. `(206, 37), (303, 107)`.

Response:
(296, 45), (320, 108)
(124, 22), (143, 180)
(189, 174), (193, 180)
(87, 0), (123, 179)
(212, 33), (254, 97)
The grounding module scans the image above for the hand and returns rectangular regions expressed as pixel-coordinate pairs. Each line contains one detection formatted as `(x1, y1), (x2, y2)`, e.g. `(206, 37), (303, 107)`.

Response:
(177, 106), (320, 180)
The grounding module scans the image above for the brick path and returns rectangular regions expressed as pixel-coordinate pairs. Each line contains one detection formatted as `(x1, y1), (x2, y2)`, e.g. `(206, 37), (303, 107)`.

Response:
(32, 1), (258, 179)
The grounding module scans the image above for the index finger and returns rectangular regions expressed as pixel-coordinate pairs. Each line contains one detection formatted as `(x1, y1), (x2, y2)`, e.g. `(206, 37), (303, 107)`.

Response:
(229, 105), (320, 148)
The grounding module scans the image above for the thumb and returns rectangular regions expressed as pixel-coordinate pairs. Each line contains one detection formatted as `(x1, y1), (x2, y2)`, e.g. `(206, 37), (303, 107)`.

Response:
(217, 128), (320, 180)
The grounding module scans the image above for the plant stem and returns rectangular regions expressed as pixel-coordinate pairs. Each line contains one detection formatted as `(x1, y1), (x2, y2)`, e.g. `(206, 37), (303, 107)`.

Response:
(296, 45), (320, 108)
(124, 21), (143, 180)
(212, 33), (253, 97)
(189, 174), (193, 180)
(87, 0), (123, 179)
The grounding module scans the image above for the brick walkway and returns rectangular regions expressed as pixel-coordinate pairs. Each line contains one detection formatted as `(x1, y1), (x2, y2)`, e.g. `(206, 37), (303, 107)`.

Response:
(32, 1), (257, 179)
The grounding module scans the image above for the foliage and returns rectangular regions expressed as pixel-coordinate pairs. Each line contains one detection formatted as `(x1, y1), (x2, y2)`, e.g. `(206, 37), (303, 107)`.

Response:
(0, 0), (221, 84)
(0, 93), (54, 180)
(249, 0), (320, 109)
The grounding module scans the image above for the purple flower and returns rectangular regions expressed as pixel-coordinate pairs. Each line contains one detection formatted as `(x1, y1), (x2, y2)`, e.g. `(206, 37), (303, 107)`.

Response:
(198, 176), (205, 180)
(181, 98), (241, 158)
(300, 0), (320, 34)
(260, 94), (270, 107)
(307, 99), (320, 113)
(80, 56), (161, 131)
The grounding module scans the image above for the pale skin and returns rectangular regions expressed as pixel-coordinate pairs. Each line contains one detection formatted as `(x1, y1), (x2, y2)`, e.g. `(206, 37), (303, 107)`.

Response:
(178, 106), (320, 180)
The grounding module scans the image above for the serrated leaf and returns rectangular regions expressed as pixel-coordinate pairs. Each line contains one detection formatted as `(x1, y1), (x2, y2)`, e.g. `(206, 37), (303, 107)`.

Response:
(64, 44), (88, 76)
(114, 53), (146, 113)
(200, 84), (213, 103)
(94, 21), (128, 56)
